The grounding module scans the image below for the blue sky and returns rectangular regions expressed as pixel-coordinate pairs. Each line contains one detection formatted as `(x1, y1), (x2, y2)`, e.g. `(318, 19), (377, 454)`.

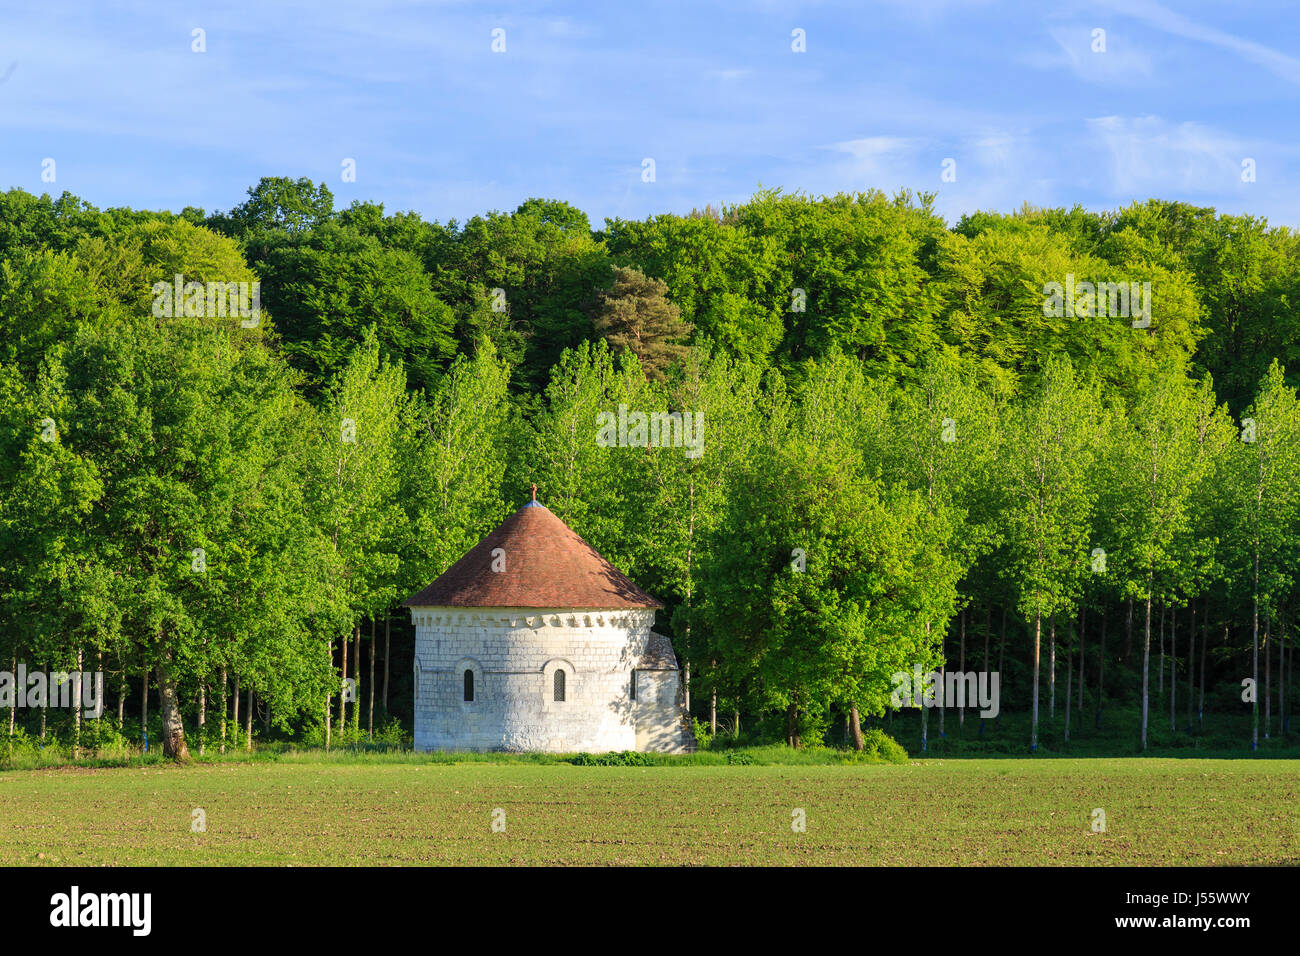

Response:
(2, 0), (1298, 228)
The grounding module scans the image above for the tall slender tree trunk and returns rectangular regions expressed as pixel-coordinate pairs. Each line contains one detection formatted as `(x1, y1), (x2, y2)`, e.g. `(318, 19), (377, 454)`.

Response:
(382, 611), (391, 712)
(368, 617), (376, 740)
(141, 666), (150, 748)
(1217, 624), (1228, 725)
(1264, 614), (1271, 739)
(984, 605), (992, 671)
(1198, 597), (1209, 728)
(710, 658), (717, 735)
(220, 668), (228, 754)
(1124, 596), (1133, 662)
(1169, 603), (1178, 732)
(1032, 606), (1042, 752)
(958, 608), (966, 727)
(980, 604), (992, 736)
(1186, 600), (1196, 733)
(198, 682), (206, 756)
(1158, 601), (1166, 696)
(1141, 584), (1153, 751)
(938, 626), (946, 739)
(1049, 612), (1056, 720)
(785, 700), (799, 748)
(117, 668), (126, 725)
(352, 623), (361, 733)
(849, 703), (864, 751)
(922, 622), (931, 750)
(1286, 617), (1293, 733)
(1282, 609), (1290, 734)
(997, 607), (1007, 725)
(7, 656), (14, 738)
(1064, 621), (1073, 744)
(40, 664), (47, 740)
(156, 649), (190, 761)
(245, 686), (252, 750)
(72, 651), (84, 755)
(1253, 550), (1260, 750)
(232, 674), (239, 745)
(1095, 607), (1107, 729)
(338, 634), (347, 732)
(1078, 603), (1087, 710)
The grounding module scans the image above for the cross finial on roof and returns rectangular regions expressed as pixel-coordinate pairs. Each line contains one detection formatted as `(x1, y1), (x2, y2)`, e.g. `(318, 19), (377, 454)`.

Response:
(530, 482), (537, 502)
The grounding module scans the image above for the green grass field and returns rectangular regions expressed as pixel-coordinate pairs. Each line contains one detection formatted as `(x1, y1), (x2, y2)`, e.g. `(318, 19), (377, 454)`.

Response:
(2, 754), (1297, 865)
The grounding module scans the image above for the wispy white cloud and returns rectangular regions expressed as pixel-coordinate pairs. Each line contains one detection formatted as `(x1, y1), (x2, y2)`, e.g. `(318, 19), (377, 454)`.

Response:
(707, 68), (754, 82)
(1020, 25), (1156, 85)
(0, 0), (1297, 228)
(832, 136), (914, 162)
(1096, 0), (1300, 86)
(1086, 114), (1250, 195)
(869, 0), (999, 23)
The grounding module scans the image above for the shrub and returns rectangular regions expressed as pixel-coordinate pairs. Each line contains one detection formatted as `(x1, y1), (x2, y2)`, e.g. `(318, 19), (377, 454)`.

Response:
(569, 751), (653, 766)
(859, 728), (909, 763)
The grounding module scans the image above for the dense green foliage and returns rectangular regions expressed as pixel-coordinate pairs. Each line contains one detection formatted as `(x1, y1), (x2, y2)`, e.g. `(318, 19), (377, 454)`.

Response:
(1, 179), (1298, 759)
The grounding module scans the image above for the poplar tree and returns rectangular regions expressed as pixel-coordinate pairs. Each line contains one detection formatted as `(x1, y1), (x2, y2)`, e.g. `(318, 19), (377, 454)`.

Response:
(1002, 358), (1100, 751)
(306, 330), (411, 739)
(1222, 362), (1300, 749)
(881, 352), (1003, 747)
(1113, 364), (1222, 750)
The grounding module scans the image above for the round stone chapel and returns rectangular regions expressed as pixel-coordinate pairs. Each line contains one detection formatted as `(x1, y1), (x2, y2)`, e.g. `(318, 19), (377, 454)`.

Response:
(403, 496), (694, 753)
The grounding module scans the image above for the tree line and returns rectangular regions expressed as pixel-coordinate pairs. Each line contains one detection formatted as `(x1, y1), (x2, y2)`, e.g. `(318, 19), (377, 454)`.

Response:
(0, 179), (1296, 758)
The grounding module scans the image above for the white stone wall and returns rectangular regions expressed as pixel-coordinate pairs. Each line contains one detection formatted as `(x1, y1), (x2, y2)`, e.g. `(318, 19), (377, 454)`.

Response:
(410, 606), (660, 752)
(634, 670), (691, 753)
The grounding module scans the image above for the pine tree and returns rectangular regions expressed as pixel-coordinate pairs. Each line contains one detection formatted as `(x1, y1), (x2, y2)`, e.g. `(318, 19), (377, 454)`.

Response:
(590, 267), (693, 383)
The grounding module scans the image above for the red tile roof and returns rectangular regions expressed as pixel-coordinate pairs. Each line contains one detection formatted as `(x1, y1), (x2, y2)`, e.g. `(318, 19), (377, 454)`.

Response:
(403, 501), (664, 610)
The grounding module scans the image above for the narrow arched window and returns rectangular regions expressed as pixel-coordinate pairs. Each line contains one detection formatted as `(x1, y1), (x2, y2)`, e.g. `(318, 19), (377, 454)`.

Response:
(463, 669), (474, 702)
(553, 668), (566, 702)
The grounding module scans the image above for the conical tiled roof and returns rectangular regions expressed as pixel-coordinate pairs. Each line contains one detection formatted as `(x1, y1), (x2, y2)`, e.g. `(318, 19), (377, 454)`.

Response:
(403, 500), (664, 610)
